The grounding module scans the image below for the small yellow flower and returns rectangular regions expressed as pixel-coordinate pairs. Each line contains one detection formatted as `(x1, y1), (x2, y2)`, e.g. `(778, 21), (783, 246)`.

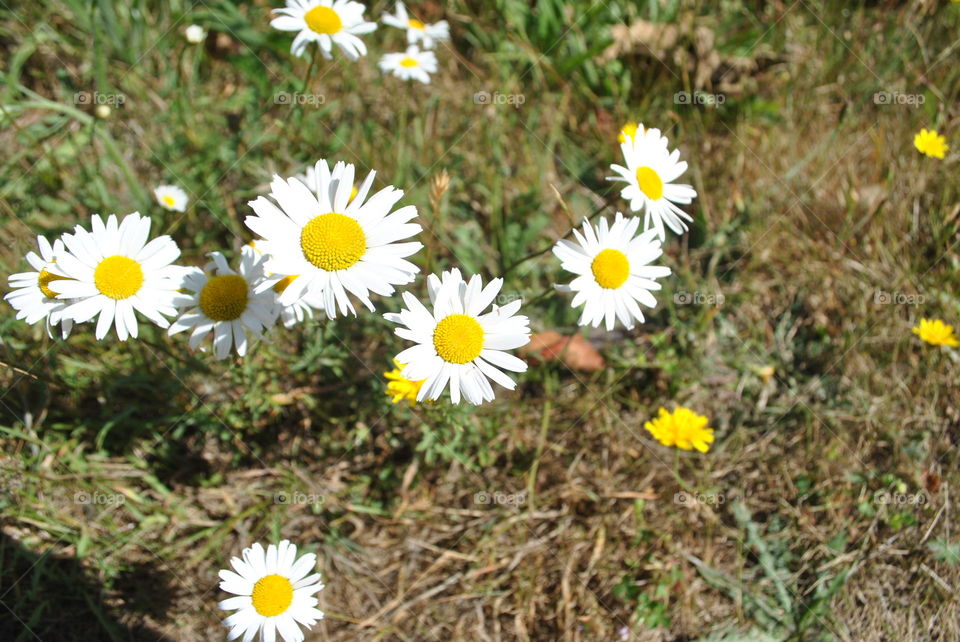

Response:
(914, 128), (949, 159)
(644, 407), (714, 453)
(618, 122), (643, 144)
(912, 318), (959, 347)
(384, 360), (426, 406)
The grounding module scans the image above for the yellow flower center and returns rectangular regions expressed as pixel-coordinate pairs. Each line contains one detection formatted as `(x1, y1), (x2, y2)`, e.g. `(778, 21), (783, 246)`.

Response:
(251, 574), (294, 617)
(349, 184), (358, 201)
(37, 267), (70, 299)
(591, 249), (630, 289)
(93, 256), (144, 300)
(162, 195), (176, 208)
(273, 275), (298, 295)
(635, 166), (663, 201)
(433, 314), (484, 364)
(408, 18), (425, 30)
(300, 213), (366, 271)
(399, 57), (419, 68)
(304, 6), (342, 34)
(199, 274), (249, 321)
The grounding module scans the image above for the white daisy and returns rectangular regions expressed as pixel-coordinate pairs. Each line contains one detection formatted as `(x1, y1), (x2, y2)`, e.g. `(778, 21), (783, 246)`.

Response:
(381, 2), (449, 50)
(184, 24), (207, 44)
(378, 46), (437, 84)
(4, 234), (74, 339)
(271, 0), (377, 60)
(168, 246), (277, 360)
(245, 160), (423, 319)
(49, 213), (183, 341)
(385, 268), (531, 405)
(552, 212), (671, 331)
(218, 540), (325, 642)
(154, 184), (189, 212)
(607, 125), (697, 241)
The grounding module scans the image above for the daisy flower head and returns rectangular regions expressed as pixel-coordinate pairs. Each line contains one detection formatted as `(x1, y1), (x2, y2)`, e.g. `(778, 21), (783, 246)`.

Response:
(50, 213), (183, 341)
(553, 212), (671, 331)
(184, 24), (207, 44)
(382, 2), (449, 50)
(618, 121), (643, 144)
(378, 46), (437, 84)
(245, 159), (423, 319)
(912, 318), (958, 347)
(154, 184), (189, 212)
(914, 128), (949, 159)
(271, 0), (377, 60)
(608, 125), (697, 241)
(644, 407), (714, 453)
(384, 359), (426, 406)
(219, 540), (325, 642)
(385, 268), (531, 405)
(168, 246), (277, 360)
(4, 234), (74, 338)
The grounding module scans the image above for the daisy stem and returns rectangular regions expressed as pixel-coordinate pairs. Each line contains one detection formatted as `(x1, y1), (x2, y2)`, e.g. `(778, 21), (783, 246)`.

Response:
(502, 191), (619, 276)
(301, 52), (320, 93)
(526, 374), (555, 509)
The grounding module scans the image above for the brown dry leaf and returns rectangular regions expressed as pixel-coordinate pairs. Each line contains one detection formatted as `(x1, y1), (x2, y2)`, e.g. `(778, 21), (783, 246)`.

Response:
(523, 331), (606, 372)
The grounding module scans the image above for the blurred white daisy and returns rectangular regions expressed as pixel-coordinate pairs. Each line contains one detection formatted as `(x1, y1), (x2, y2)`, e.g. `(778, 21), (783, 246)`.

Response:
(607, 126), (697, 241)
(50, 213), (183, 341)
(184, 24), (207, 44)
(271, 0), (377, 60)
(168, 247), (276, 360)
(154, 184), (189, 212)
(4, 235), (74, 338)
(382, 2), (449, 50)
(385, 268), (531, 405)
(245, 160), (423, 319)
(378, 46), (437, 84)
(219, 540), (325, 642)
(553, 212), (671, 331)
